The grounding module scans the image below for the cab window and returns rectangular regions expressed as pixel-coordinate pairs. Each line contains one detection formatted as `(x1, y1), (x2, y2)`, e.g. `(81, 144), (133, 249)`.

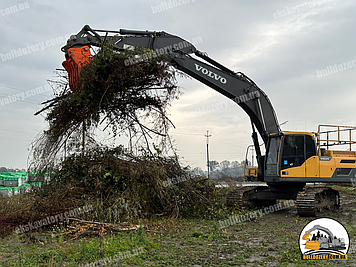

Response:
(281, 135), (304, 169)
(281, 135), (316, 170)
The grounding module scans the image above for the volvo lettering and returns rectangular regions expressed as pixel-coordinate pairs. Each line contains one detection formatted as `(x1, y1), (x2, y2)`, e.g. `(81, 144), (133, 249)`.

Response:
(194, 63), (227, 84)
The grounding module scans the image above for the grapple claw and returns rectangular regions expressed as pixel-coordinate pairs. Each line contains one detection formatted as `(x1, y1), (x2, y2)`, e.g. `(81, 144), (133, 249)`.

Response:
(62, 46), (91, 91)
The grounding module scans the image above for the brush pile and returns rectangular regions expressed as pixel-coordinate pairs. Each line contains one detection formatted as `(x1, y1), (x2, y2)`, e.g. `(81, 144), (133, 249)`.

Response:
(15, 44), (220, 232)
(45, 145), (214, 220)
(31, 45), (181, 170)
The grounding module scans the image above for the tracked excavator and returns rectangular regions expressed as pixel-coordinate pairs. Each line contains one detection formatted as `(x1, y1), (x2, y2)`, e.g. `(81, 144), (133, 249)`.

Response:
(61, 25), (355, 216)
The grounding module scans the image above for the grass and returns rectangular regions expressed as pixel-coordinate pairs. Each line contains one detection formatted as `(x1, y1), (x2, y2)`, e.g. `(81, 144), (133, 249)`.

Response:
(0, 225), (156, 266)
(1, 184), (355, 266)
(1, 214), (353, 266)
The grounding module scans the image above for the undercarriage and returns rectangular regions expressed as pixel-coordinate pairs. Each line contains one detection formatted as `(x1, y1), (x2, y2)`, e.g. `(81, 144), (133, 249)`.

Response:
(226, 183), (340, 217)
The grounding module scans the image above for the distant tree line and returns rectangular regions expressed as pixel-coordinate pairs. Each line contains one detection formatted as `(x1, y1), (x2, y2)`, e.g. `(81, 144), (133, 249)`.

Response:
(190, 160), (250, 180)
(0, 167), (26, 173)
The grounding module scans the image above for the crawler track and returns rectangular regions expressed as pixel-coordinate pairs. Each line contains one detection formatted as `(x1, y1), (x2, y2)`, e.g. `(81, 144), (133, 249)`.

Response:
(226, 185), (276, 208)
(226, 186), (259, 208)
(296, 187), (340, 217)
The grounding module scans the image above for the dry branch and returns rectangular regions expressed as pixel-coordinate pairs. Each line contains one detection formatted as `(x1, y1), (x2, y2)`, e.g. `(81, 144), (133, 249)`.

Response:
(30, 45), (183, 172)
(65, 217), (144, 240)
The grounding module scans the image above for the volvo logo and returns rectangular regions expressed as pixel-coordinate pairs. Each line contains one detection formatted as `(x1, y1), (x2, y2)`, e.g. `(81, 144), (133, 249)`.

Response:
(194, 63), (227, 84)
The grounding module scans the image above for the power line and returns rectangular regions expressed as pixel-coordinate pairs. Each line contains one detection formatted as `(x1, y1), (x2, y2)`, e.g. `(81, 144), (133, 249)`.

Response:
(210, 131), (245, 147)
(211, 136), (243, 147)
(0, 128), (37, 135)
(172, 129), (247, 155)
(0, 83), (52, 97)
(0, 137), (31, 142)
(182, 153), (243, 155)
(170, 131), (202, 136)
(172, 130), (247, 148)
(0, 93), (41, 105)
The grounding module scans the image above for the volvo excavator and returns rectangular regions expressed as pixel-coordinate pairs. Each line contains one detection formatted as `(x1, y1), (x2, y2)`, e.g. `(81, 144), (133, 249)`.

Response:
(61, 25), (355, 216)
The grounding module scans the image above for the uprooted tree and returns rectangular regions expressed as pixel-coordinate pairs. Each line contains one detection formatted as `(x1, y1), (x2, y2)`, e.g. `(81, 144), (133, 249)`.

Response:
(31, 46), (181, 168)
(24, 45), (221, 224)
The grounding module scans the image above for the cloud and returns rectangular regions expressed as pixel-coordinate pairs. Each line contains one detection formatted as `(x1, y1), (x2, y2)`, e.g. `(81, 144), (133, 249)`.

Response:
(1, 0), (356, 169)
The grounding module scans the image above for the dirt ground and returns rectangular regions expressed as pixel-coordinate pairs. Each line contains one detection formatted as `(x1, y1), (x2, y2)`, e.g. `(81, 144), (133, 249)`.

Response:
(136, 185), (355, 267)
(0, 184), (355, 266)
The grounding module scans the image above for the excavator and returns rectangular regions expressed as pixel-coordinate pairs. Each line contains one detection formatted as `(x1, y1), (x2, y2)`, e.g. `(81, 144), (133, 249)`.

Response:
(61, 25), (355, 216)
(243, 144), (260, 182)
(302, 224), (346, 250)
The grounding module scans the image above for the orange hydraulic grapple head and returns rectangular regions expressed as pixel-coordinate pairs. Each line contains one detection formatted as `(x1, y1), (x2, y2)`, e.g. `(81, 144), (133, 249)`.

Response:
(62, 46), (91, 92)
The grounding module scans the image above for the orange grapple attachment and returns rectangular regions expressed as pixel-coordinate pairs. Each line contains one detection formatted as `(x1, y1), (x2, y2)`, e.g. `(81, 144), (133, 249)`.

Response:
(62, 46), (91, 92)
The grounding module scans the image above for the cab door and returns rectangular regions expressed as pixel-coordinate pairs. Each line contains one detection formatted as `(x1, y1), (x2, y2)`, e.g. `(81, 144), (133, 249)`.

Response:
(280, 135), (305, 177)
(305, 135), (319, 178)
(280, 134), (318, 178)
(265, 136), (281, 178)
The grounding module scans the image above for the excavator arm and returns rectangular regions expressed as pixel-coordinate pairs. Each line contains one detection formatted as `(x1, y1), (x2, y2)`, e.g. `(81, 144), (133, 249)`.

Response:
(62, 25), (280, 143)
(61, 25), (281, 180)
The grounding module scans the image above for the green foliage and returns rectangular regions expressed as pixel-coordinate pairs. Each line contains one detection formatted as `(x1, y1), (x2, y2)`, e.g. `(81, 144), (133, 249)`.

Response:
(40, 145), (217, 222)
(31, 44), (182, 173)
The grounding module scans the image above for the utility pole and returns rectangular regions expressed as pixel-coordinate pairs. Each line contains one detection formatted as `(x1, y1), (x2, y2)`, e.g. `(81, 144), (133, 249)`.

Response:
(251, 147), (254, 167)
(205, 130), (211, 179)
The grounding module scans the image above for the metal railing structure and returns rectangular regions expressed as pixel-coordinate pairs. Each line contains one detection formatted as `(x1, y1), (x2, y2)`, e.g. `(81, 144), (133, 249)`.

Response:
(317, 125), (356, 154)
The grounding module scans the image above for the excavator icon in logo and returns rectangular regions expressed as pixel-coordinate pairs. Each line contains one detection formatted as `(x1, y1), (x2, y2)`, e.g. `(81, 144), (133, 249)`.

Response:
(299, 218), (349, 260)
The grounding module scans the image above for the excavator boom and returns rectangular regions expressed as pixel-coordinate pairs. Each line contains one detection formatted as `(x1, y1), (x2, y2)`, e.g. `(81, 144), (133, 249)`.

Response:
(62, 25), (280, 147)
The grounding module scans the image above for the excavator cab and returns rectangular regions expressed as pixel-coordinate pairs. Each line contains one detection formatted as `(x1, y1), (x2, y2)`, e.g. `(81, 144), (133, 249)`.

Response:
(265, 126), (356, 183)
(264, 132), (317, 182)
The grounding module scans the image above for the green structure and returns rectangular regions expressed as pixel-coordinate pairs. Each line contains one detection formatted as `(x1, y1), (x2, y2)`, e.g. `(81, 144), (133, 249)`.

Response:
(0, 172), (36, 197)
(0, 171), (27, 187)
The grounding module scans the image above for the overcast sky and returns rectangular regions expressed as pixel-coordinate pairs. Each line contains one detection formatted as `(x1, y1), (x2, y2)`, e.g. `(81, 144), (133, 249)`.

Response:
(1, 0), (356, 171)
